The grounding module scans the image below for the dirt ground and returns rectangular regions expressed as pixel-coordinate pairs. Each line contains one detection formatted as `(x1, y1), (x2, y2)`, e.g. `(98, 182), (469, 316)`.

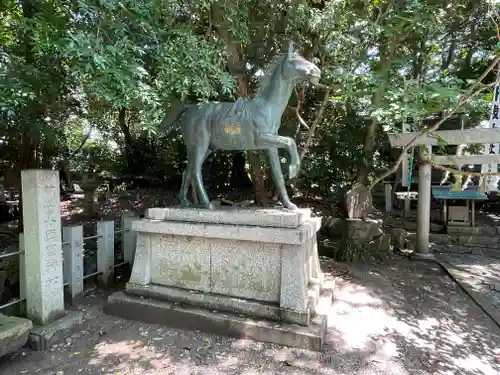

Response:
(1, 256), (499, 375)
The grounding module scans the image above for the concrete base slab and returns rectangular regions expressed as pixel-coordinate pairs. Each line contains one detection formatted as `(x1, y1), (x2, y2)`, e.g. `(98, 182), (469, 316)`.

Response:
(126, 279), (334, 327)
(28, 311), (84, 351)
(105, 292), (328, 352)
(0, 314), (33, 357)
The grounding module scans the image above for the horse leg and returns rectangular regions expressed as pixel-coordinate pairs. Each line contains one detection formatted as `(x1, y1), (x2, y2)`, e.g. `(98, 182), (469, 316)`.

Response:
(190, 143), (214, 210)
(256, 134), (300, 178)
(178, 170), (191, 207)
(266, 148), (298, 210)
(186, 149), (212, 206)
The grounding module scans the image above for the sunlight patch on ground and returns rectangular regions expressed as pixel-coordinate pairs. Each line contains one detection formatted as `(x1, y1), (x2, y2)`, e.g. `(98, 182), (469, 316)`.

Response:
(330, 272), (500, 375)
(455, 354), (499, 375)
(90, 340), (176, 373)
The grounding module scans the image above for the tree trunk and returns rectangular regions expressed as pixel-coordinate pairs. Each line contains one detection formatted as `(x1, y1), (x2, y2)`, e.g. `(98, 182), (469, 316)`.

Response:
(117, 107), (140, 175)
(356, 36), (397, 185)
(18, 0), (39, 233)
(211, 2), (266, 205)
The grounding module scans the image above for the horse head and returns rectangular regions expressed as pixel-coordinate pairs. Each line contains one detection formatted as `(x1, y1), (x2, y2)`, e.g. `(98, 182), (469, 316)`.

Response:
(282, 41), (321, 85)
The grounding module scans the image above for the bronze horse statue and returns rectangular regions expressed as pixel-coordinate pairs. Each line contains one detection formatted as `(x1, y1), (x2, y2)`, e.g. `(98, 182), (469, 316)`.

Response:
(161, 42), (321, 210)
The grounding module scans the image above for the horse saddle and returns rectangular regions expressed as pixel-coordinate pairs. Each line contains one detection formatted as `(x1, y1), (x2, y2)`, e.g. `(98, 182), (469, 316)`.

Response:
(217, 98), (250, 134)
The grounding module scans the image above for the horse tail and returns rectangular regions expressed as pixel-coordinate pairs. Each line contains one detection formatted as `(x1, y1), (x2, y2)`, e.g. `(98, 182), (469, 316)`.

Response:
(160, 102), (190, 134)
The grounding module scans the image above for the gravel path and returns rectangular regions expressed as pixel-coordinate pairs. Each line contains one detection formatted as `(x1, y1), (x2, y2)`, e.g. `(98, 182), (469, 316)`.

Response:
(1, 257), (499, 375)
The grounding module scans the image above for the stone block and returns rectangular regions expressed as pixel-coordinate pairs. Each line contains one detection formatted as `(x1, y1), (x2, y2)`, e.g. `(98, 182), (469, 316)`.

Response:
(280, 241), (309, 320)
(345, 183), (372, 219)
(391, 228), (406, 249)
(322, 217), (345, 239)
(345, 218), (382, 244)
(447, 245), (472, 254)
(401, 221), (445, 233)
(376, 233), (392, 252)
(106, 291), (329, 352)
(150, 234), (211, 292)
(146, 207), (311, 228)
(0, 314), (32, 357)
(447, 226), (480, 235)
(407, 240), (416, 251)
(210, 239), (281, 302)
(458, 236), (497, 246)
(132, 217), (319, 246)
(28, 311), (84, 351)
(128, 232), (152, 285)
(429, 234), (452, 245)
(109, 207), (332, 350)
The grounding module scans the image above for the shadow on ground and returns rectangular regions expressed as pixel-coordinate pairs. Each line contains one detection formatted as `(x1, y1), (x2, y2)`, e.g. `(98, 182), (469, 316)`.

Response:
(1, 257), (499, 375)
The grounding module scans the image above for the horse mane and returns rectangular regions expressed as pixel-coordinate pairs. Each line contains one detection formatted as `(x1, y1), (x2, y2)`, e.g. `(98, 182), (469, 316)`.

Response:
(253, 53), (288, 98)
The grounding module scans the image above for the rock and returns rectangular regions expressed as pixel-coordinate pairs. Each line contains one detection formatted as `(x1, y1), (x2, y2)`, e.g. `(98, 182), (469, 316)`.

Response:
(345, 183), (372, 219)
(407, 241), (416, 251)
(384, 216), (445, 233)
(0, 314), (33, 357)
(320, 239), (338, 257)
(391, 229), (407, 250)
(322, 217), (345, 239)
(430, 223), (445, 232)
(376, 233), (393, 252)
(494, 283), (500, 292)
(345, 218), (382, 244)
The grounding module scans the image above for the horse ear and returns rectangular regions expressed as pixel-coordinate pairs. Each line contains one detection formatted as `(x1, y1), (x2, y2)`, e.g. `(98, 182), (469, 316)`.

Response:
(287, 40), (294, 60)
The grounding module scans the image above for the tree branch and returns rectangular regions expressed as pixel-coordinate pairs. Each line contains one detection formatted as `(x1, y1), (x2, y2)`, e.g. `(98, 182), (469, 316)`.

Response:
(368, 53), (500, 191)
(69, 126), (93, 158)
(297, 88), (331, 177)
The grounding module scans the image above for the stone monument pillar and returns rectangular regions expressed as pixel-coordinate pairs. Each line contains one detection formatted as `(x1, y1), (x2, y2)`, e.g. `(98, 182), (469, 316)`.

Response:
(20, 170), (83, 350)
(21, 170), (66, 325)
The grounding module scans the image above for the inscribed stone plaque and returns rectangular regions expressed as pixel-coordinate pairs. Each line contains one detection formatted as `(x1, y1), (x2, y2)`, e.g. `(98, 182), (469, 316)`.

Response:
(210, 239), (281, 302)
(21, 170), (65, 325)
(345, 183), (372, 219)
(150, 234), (210, 292)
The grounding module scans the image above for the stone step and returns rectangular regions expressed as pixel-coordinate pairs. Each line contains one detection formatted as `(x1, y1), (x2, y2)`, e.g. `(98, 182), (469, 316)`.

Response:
(406, 231), (500, 255)
(313, 279), (335, 317)
(307, 280), (321, 310)
(446, 226), (500, 237)
(106, 291), (328, 351)
(407, 232), (499, 245)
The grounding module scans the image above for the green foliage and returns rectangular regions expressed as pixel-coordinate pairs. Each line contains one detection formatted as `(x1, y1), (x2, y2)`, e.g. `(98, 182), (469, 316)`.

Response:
(0, 0), (497, 195)
(333, 240), (382, 263)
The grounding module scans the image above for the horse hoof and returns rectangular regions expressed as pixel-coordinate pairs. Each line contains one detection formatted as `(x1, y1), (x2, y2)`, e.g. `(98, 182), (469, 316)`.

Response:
(285, 203), (298, 210)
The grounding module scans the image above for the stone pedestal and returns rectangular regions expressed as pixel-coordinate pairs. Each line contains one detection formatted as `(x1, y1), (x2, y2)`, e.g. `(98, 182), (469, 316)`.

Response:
(106, 207), (334, 351)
